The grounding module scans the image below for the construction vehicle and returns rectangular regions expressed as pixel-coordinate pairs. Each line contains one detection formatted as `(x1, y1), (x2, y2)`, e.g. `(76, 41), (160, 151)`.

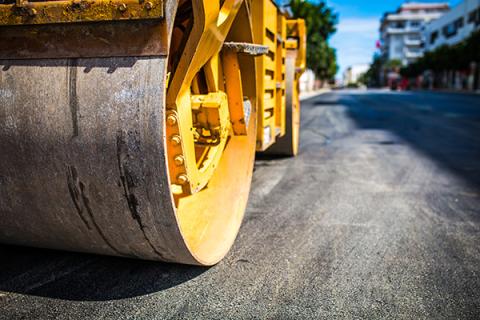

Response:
(0, 0), (306, 265)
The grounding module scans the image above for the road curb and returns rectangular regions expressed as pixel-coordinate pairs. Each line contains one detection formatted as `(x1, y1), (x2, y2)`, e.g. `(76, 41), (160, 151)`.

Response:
(300, 89), (331, 101)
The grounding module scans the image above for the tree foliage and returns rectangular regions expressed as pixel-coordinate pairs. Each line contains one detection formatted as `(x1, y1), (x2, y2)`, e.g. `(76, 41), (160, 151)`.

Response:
(288, 0), (338, 81)
(362, 54), (385, 87)
(401, 30), (480, 77)
(385, 59), (402, 70)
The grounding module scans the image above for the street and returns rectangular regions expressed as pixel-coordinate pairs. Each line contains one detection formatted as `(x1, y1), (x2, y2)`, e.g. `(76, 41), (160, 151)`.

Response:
(1, 90), (479, 319)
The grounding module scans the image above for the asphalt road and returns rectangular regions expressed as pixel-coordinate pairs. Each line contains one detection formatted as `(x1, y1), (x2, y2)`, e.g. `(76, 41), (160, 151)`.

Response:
(1, 90), (479, 319)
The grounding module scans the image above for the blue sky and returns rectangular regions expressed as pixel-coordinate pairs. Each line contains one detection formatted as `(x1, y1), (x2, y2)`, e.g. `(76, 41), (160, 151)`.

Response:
(324, 0), (461, 77)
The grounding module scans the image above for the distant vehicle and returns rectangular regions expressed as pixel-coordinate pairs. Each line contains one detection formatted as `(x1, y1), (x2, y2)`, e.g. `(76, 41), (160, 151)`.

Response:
(388, 71), (401, 91)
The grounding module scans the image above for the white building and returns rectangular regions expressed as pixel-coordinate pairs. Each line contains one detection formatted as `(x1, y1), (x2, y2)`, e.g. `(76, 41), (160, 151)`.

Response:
(380, 2), (450, 66)
(343, 64), (369, 85)
(424, 0), (480, 52)
(299, 69), (316, 92)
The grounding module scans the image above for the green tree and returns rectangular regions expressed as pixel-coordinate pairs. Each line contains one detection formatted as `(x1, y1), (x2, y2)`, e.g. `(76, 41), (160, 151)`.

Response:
(385, 59), (402, 71)
(401, 30), (480, 78)
(357, 72), (368, 86)
(288, 0), (338, 81)
(363, 54), (384, 87)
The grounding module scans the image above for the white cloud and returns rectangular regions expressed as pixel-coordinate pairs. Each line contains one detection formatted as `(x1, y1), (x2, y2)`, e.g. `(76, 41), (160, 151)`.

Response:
(336, 18), (380, 33)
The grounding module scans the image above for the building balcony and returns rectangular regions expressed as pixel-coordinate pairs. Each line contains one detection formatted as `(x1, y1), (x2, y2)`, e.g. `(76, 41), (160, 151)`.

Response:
(386, 27), (406, 34)
(404, 39), (422, 46)
(386, 26), (421, 34)
(404, 49), (423, 59)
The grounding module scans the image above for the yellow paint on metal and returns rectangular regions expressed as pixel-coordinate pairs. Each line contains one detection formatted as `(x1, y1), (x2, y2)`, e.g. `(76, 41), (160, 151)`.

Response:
(176, 101), (256, 265)
(287, 18), (307, 71)
(248, 1), (307, 153)
(285, 39), (298, 49)
(222, 49), (248, 136)
(0, 0), (164, 26)
(166, 0), (243, 194)
(0, 0), (307, 265)
(251, 0), (278, 151)
(283, 18), (306, 156)
(276, 14), (287, 137)
(166, 0), (258, 265)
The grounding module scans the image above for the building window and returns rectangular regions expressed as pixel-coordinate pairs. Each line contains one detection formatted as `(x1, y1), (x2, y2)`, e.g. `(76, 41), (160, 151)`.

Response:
(430, 31), (439, 44)
(469, 8), (479, 25)
(411, 21), (421, 27)
(443, 23), (457, 38)
(454, 17), (464, 29)
(468, 10), (476, 23)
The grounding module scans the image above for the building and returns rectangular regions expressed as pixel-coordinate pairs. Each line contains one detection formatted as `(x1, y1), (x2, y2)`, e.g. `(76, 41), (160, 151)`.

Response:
(423, 0), (480, 52)
(343, 64), (369, 85)
(380, 2), (450, 66)
(300, 69), (316, 92)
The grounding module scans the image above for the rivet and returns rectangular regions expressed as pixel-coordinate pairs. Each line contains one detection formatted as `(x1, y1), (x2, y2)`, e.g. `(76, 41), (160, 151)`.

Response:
(144, 1), (153, 10)
(27, 7), (37, 16)
(118, 3), (127, 12)
(174, 155), (184, 166)
(170, 135), (181, 146)
(167, 114), (177, 126)
(193, 130), (200, 140)
(177, 174), (188, 185)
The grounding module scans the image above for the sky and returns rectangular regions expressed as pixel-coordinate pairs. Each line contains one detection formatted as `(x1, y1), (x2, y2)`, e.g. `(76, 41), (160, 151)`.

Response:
(324, 0), (462, 78)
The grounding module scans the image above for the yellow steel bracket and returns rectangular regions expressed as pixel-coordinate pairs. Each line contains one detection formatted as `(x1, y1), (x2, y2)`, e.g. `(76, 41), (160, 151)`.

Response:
(0, 0), (164, 26)
(190, 92), (230, 191)
(166, 0), (243, 194)
(285, 39), (298, 50)
(287, 18), (307, 73)
(191, 92), (230, 146)
(222, 48), (247, 136)
(222, 41), (268, 136)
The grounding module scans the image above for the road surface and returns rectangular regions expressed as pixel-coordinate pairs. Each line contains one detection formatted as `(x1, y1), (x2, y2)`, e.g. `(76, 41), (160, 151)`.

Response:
(1, 90), (479, 319)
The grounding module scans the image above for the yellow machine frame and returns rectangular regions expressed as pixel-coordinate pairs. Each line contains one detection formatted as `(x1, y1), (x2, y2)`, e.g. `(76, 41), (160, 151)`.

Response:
(250, 0), (306, 151)
(0, 0), (306, 158)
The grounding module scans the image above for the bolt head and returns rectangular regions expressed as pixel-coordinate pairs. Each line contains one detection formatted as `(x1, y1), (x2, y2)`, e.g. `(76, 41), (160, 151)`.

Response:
(27, 7), (37, 16)
(167, 115), (177, 126)
(118, 3), (127, 12)
(174, 155), (184, 166)
(177, 174), (188, 185)
(170, 135), (181, 146)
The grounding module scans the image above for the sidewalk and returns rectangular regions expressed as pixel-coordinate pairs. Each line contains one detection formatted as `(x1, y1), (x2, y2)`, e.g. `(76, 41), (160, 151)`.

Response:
(410, 88), (480, 95)
(300, 88), (331, 101)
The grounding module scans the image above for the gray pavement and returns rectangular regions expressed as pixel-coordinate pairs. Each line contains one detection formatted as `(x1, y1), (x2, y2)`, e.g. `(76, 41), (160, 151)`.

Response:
(1, 90), (479, 319)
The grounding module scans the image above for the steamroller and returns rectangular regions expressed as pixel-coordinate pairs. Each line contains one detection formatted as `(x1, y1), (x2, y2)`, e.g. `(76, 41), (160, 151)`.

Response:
(0, 0), (306, 265)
